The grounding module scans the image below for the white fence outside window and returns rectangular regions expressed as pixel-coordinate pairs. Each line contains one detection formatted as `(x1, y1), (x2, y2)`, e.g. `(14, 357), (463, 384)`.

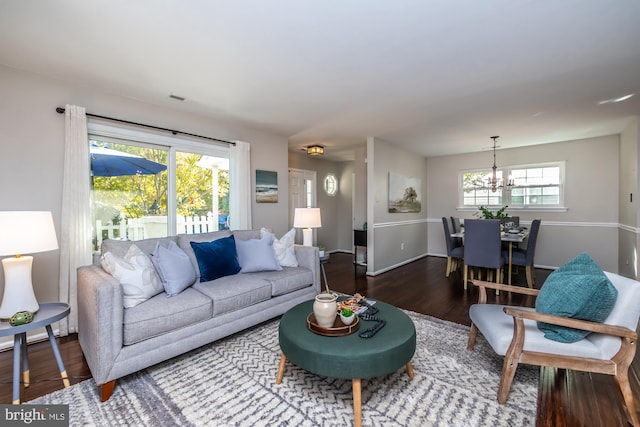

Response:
(95, 213), (218, 248)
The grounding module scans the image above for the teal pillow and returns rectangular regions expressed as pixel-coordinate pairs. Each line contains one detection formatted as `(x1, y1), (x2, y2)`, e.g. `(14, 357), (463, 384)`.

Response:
(190, 236), (241, 282)
(536, 253), (617, 343)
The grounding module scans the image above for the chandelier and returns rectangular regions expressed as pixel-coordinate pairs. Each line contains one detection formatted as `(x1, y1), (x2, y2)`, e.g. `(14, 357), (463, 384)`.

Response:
(487, 136), (513, 192)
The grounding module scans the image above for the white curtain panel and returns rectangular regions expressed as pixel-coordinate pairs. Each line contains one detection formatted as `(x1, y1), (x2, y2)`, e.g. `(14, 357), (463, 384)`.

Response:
(229, 140), (252, 230)
(58, 105), (92, 335)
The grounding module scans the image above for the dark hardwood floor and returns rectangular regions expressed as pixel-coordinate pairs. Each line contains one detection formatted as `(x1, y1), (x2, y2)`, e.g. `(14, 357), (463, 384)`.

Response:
(0, 253), (637, 426)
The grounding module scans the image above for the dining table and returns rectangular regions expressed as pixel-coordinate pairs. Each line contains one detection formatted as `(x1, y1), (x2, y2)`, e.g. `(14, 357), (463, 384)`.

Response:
(451, 227), (529, 285)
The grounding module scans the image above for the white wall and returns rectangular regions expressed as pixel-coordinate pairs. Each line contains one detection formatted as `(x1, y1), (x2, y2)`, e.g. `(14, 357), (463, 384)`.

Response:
(619, 117), (640, 277)
(427, 135), (620, 272)
(368, 137), (429, 274)
(0, 65), (291, 303)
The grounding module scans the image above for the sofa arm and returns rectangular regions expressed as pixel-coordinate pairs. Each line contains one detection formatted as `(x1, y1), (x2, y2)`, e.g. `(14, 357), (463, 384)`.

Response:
(294, 244), (321, 294)
(77, 264), (124, 385)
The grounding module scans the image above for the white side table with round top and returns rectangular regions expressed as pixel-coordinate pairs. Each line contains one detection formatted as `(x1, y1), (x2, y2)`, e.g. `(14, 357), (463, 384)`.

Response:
(0, 302), (71, 404)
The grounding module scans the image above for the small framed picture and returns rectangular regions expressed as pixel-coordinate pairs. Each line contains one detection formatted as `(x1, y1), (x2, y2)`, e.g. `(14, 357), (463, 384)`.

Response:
(256, 170), (278, 203)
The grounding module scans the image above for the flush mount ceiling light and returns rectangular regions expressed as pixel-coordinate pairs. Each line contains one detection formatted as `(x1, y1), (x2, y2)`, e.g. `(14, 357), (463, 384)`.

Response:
(306, 145), (324, 156)
(598, 93), (634, 105)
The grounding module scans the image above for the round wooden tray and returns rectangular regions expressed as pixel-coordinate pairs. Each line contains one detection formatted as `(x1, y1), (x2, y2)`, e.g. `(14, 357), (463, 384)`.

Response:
(306, 313), (360, 336)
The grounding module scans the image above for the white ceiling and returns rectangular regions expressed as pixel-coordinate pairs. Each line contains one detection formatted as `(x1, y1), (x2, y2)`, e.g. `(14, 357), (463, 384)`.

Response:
(1, 1), (639, 161)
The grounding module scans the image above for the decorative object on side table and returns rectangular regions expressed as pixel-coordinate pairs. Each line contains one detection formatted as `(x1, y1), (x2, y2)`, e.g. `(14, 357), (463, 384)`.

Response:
(9, 310), (34, 326)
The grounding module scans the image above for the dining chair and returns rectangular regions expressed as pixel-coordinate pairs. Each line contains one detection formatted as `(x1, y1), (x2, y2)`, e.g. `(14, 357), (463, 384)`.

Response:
(442, 217), (464, 277)
(502, 219), (541, 288)
(450, 216), (462, 234)
(462, 219), (504, 290)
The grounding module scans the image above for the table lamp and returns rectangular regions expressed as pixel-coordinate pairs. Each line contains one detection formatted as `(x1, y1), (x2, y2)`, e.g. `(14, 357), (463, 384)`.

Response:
(293, 208), (322, 247)
(0, 211), (59, 319)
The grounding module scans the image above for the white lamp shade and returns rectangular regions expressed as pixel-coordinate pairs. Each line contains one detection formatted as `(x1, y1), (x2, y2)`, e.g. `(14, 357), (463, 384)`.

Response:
(0, 211), (58, 318)
(293, 208), (322, 229)
(0, 211), (59, 256)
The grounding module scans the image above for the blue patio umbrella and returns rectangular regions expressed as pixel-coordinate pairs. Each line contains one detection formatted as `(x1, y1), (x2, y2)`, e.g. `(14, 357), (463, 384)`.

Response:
(90, 145), (166, 177)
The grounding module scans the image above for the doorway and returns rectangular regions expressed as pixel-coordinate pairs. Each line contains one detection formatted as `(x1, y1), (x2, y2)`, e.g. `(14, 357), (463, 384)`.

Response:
(288, 168), (317, 243)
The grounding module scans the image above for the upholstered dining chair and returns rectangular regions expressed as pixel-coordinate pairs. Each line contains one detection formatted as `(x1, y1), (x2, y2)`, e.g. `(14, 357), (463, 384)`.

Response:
(450, 216), (462, 234)
(502, 219), (541, 288)
(462, 219), (504, 290)
(442, 217), (463, 277)
(467, 270), (640, 426)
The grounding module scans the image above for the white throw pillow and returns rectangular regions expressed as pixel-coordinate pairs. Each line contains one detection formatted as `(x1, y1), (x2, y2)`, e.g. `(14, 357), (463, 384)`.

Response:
(260, 227), (298, 267)
(100, 244), (164, 308)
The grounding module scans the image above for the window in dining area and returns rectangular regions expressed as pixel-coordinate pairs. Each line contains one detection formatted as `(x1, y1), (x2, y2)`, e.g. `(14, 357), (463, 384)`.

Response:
(460, 162), (563, 208)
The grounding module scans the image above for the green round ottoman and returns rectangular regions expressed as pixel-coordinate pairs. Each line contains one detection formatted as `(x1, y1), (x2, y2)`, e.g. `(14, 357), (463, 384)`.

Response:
(276, 299), (416, 427)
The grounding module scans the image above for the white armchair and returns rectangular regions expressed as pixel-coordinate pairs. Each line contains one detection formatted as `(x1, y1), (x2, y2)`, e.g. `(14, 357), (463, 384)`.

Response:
(467, 272), (640, 426)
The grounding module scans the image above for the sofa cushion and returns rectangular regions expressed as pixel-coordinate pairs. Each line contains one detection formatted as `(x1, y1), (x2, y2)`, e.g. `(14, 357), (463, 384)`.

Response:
(123, 287), (212, 345)
(247, 267), (314, 297)
(235, 234), (282, 273)
(177, 230), (231, 279)
(193, 274), (272, 316)
(190, 236), (241, 282)
(100, 244), (164, 308)
(261, 227), (298, 267)
(536, 252), (617, 343)
(150, 241), (197, 296)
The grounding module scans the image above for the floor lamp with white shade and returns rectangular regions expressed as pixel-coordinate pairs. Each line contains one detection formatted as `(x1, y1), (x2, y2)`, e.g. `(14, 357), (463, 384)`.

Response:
(0, 211), (59, 319)
(293, 208), (322, 247)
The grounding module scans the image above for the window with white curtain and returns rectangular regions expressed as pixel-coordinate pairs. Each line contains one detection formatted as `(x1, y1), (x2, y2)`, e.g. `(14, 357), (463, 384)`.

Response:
(460, 162), (564, 209)
(88, 123), (231, 250)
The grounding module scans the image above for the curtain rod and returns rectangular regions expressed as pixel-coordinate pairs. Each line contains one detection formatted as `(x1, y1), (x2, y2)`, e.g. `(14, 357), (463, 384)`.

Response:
(55, 107), (235, 146)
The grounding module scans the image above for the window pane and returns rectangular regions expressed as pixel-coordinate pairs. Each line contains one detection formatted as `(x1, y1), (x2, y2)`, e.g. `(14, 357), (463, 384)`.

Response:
(462, 170), (503, 206)
(176, 152), (230, 233)
(90, 141), (168, 251)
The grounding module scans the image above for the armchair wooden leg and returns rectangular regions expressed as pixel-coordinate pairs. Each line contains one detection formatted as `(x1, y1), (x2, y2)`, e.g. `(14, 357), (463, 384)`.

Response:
(100, 380), (116, 402)
(615, 369), (640, 426)
(446, 257), (452, 277)
(467, 323), (478, 350)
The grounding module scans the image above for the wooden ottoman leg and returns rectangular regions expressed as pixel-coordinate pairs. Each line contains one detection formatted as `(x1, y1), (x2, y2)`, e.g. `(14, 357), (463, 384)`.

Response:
(276, 354), (287, 384)
(353, 378), (362, 427)
(406, 362), (414, 379)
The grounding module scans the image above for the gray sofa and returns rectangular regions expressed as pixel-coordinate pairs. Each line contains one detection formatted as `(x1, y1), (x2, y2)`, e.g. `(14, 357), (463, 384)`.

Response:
(77, 229), (321, 401)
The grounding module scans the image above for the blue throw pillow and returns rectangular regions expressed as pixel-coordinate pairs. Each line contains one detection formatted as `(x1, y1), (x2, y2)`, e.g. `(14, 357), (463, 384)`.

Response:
(190, 235), (241, 282)
(535, 252), (617, 343)
(235, 234), (283, 273)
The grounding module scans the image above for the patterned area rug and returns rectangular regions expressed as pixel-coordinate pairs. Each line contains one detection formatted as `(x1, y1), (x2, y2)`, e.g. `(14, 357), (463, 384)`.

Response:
(31, 311), (537, 426)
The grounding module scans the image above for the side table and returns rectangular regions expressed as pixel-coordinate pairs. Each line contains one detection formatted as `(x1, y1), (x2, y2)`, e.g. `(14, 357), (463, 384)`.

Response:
(0, 302), (71, 404)
(319, 254), (330, 292)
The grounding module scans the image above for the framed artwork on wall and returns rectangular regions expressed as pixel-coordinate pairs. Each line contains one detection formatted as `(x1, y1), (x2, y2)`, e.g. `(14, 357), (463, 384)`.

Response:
(388, 172), (421, 213)
(256, 170), (278, 203)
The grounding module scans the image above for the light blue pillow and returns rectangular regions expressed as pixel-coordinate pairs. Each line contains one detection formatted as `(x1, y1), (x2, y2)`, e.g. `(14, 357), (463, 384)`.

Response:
(536, 252), (617, 343)
(235, 234), (283, 273)
(150, 241), (197, 297)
